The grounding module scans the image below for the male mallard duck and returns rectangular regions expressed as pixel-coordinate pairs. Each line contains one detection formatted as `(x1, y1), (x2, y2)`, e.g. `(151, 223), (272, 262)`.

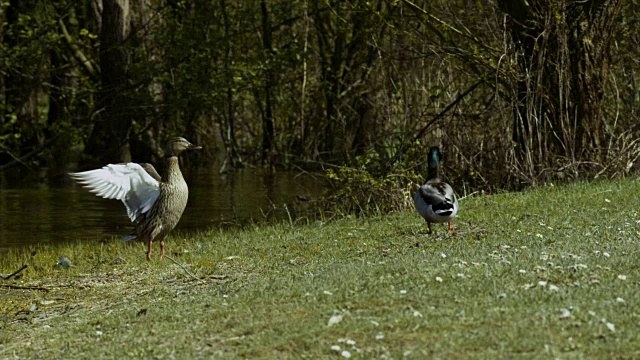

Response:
(70, 137), (202, 260)
(414, 146), (458, 234)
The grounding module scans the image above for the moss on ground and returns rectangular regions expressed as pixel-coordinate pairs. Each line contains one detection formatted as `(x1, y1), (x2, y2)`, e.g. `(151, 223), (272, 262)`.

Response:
(2, 179), (640, 358)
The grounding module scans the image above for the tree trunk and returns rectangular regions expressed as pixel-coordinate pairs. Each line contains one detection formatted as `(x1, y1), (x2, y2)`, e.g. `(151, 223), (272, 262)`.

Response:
(0, 2), (7, 140)
(46, 48), (68, 168)
(218, 0), (241, 170)
(85, 0), (133, 164)
(1, 0), (44, 161)
(260, 0), (276, 165)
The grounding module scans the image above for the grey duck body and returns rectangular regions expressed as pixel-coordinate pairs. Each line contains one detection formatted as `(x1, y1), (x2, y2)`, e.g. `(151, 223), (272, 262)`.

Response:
(413, 146), (458, 234)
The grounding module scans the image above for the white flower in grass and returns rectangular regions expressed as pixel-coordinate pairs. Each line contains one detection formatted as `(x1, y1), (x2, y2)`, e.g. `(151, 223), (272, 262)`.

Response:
(327, 314), (343, 327)
(341, 350), (352, 358)
(536, 233), (543, 238)
(456, 273), (465, 278)
(331, 345), (341, 351)
(603, 252), (610, 257)
(497, 293), (507, 299)
(440, 252), (447, 258)
(346, 339), (356, 346)
(413, 310), (423, 318)
(548, 284), (559, 292)
(605, 198), (611, 203)
(323, 290), (333, 295)
(375, 333), (384, 340)
(617, 274), (627, 281)
(96, 330), (103, 336)
(560, 309), (571, 318)
(606, 322), (615, 332)
(616, 297), (625, 303)
(400, 289), (407, 294)
(538, 281), (548, 287)
(435, 276), (443, 282)
(337, 338), (346, 343)
(519, 269), (527, 274)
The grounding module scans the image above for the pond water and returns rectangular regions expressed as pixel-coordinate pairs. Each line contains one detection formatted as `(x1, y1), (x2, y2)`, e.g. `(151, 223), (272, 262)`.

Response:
(0, 167), (325, 253)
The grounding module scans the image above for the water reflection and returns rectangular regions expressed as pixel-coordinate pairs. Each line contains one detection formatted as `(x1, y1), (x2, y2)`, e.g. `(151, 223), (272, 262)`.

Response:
(0, 168), (325, 252)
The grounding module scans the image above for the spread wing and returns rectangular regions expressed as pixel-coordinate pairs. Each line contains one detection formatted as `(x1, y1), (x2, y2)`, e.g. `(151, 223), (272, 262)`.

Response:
(139, 163), (161, 182)
(70, 163), (160, 222)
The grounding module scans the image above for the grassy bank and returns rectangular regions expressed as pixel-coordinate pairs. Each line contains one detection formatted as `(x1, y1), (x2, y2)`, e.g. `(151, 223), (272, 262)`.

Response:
(2, 179), (640, 358)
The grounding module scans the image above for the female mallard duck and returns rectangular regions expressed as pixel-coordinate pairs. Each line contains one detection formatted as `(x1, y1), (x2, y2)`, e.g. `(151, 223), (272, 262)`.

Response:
(70, 137), (202, 260)
(414, 146), (458, 234)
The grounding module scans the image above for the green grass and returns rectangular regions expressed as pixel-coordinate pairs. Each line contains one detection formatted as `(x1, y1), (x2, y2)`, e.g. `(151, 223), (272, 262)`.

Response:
(2, 179), (640, 358)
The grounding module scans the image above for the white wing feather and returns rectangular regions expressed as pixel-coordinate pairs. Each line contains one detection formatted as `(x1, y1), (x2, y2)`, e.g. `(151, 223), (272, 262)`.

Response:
(70, 163), (160, 222)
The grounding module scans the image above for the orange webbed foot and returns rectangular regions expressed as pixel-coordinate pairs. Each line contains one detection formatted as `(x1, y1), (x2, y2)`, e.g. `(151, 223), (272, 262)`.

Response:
(447, 221), (455, 234)
(159, 241), (165, 260)
(147, 240), (153, 261)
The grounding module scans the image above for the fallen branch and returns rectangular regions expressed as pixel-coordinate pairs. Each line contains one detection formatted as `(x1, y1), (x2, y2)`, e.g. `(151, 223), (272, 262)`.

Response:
(0, 137), (57, 172)
(0, 284), (49, 292)
(2, 264), (28, 280)
(0, 143), (34, 172)
(390, 79), (484, 167)
(458, 191), (480, 201)
(165, 255), (199, 281)
(59, 18), (98, 81)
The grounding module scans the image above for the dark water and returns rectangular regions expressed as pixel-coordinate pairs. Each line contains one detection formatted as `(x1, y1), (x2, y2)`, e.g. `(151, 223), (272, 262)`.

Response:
(0, 167), (325, 252)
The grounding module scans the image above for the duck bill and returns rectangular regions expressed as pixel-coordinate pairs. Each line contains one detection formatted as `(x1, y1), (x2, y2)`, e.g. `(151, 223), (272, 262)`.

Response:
(188, 143), (203, 150)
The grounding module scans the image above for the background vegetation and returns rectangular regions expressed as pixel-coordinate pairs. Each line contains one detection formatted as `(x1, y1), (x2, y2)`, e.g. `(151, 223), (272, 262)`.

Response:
(1, 0), (638, 196)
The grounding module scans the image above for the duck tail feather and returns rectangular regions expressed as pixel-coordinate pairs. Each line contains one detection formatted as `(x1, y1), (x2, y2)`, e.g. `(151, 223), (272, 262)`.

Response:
(121, 234), (137, 241)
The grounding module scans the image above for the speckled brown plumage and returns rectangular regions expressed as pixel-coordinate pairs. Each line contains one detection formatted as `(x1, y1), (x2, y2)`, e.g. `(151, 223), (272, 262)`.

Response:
(134, 156), (190, 259)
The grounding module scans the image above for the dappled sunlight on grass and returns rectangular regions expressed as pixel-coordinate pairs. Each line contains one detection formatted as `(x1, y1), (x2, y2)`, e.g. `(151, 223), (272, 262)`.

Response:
(2, 179), (640, 357)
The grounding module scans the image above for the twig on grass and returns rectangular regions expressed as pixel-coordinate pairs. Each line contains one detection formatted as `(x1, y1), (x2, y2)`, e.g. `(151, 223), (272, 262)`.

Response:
(2, 264), (28, 280)
(165, 255), (199, 281)
(458, 191), (479, 201)
(1, 284), (49, 292)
